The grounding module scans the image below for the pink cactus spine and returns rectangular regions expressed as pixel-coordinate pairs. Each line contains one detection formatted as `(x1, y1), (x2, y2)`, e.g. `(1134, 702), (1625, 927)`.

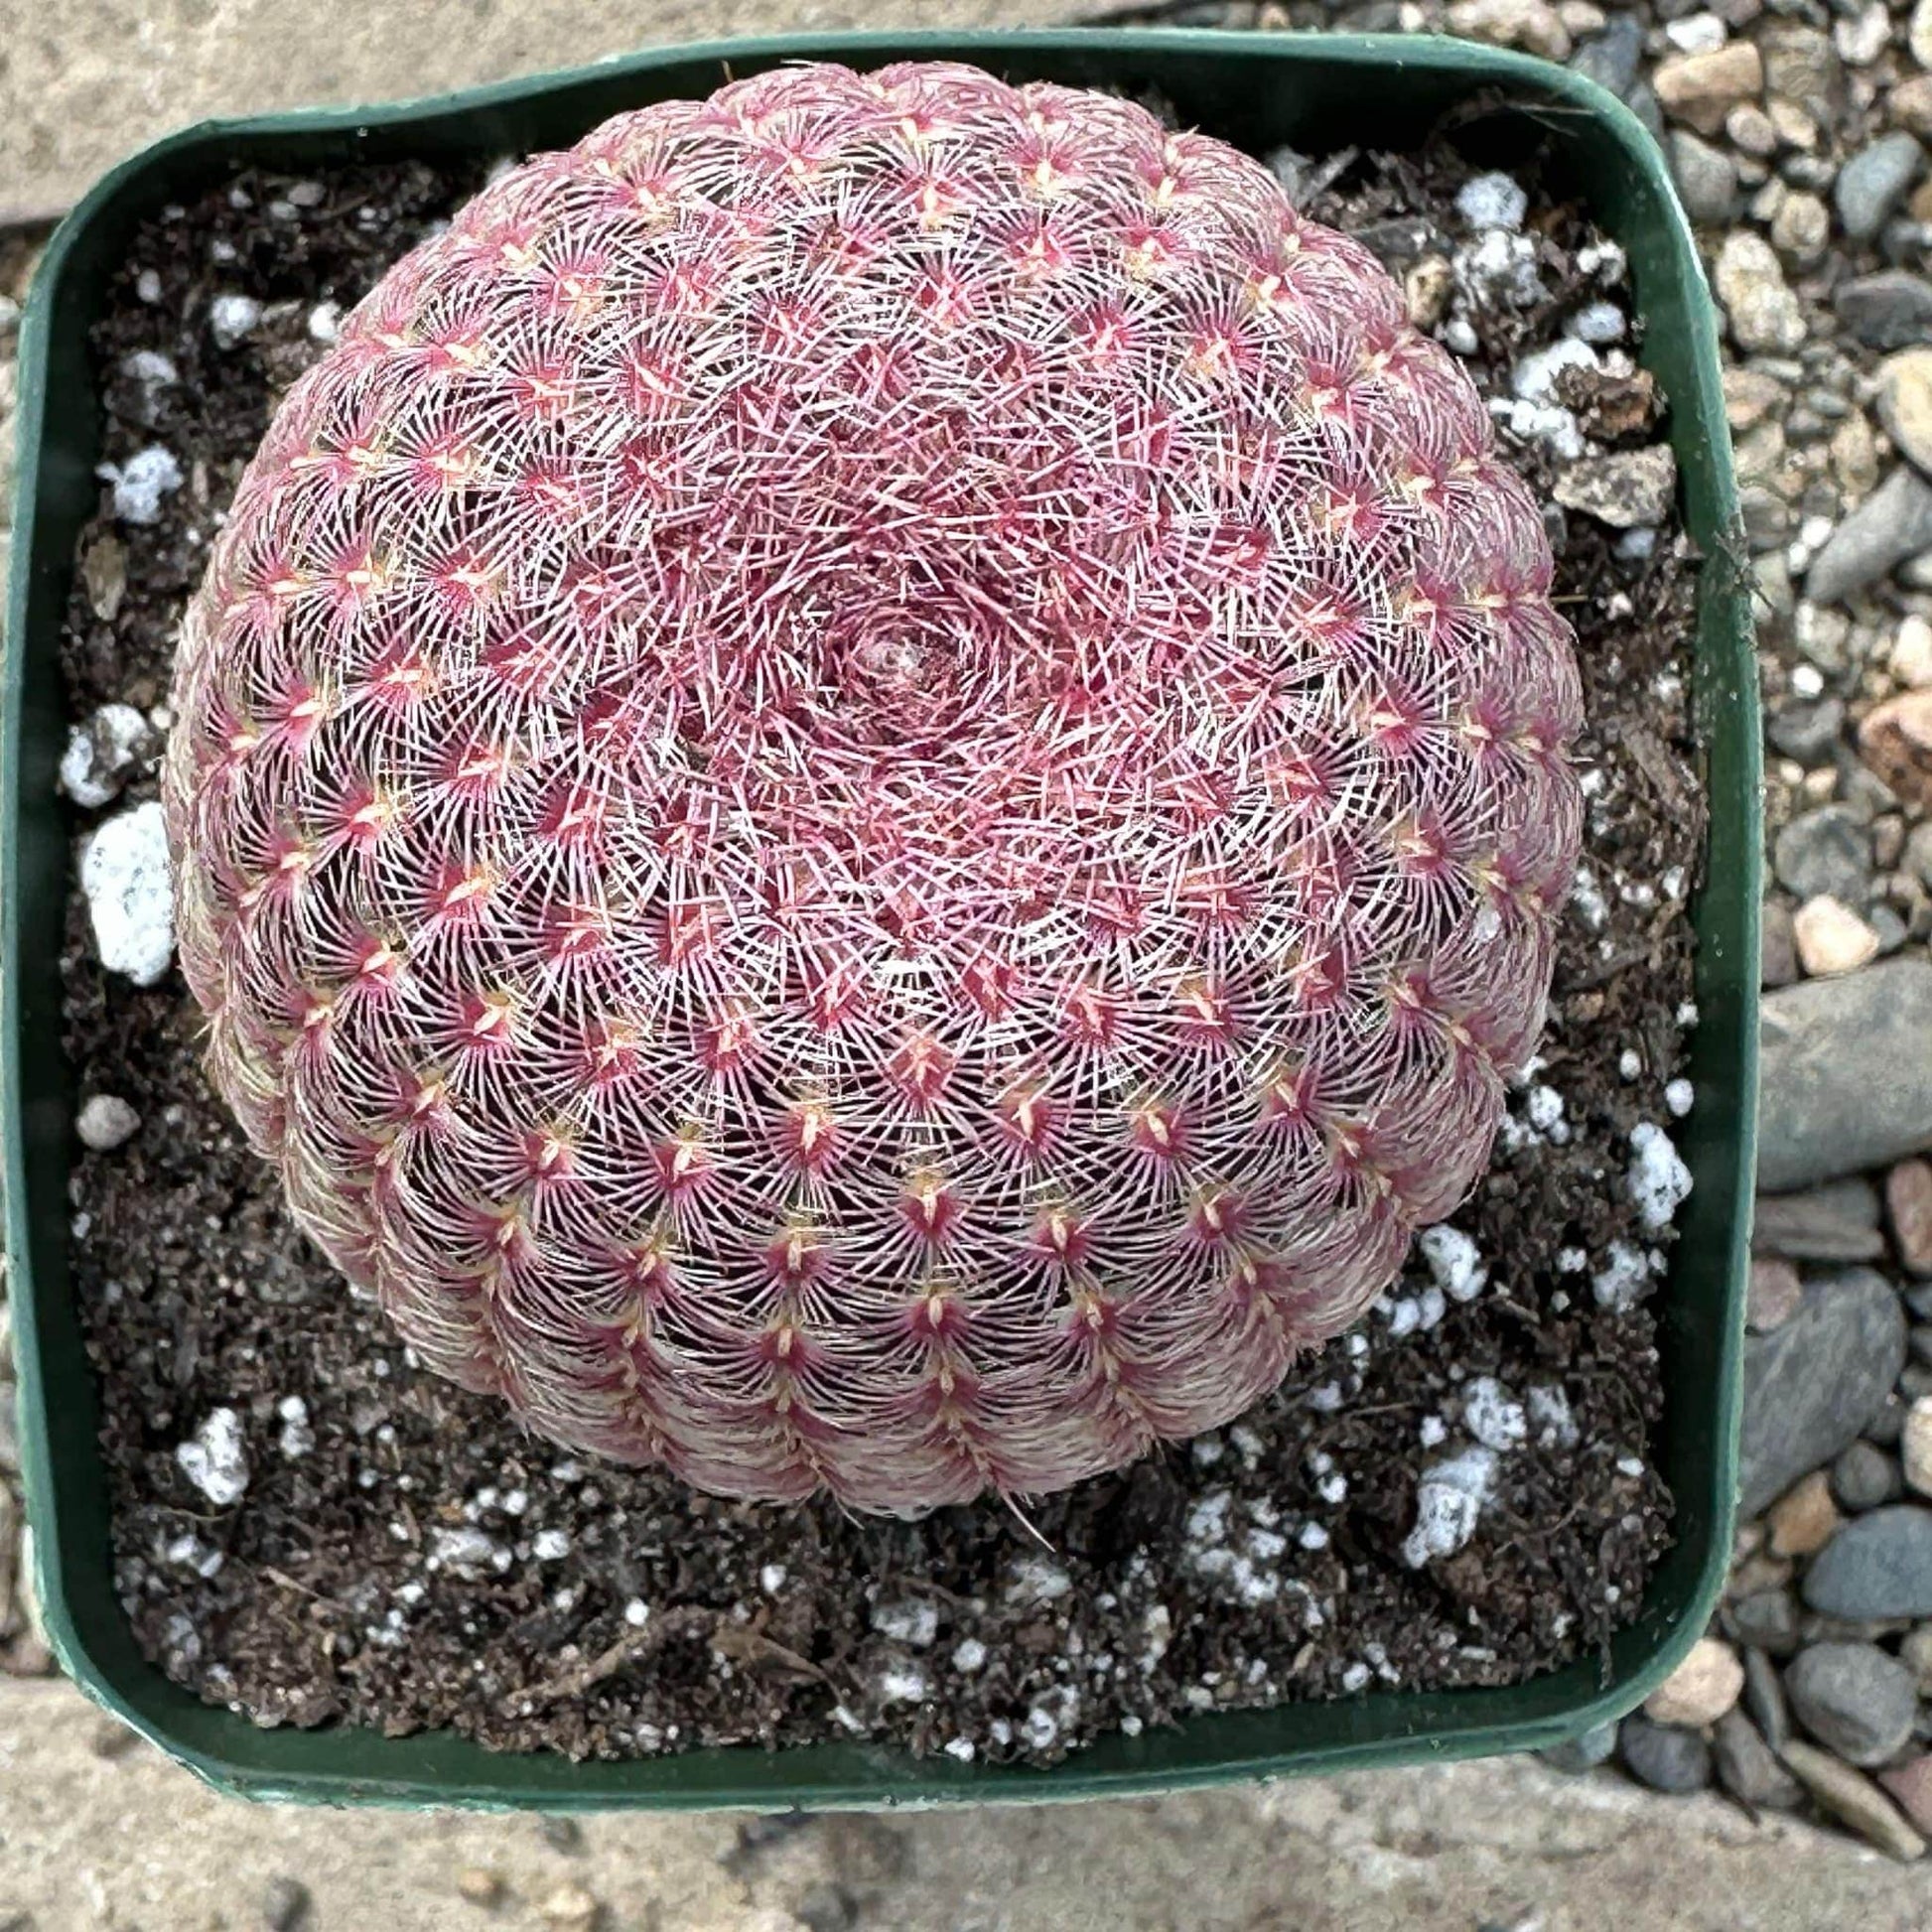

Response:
(164, 62), (1582, 1511)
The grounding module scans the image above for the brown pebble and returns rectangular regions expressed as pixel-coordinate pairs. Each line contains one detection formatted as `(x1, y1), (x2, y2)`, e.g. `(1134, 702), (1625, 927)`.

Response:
(1747, 1256), (1804, 1332)
(1888, 1160), (1932, 1277)
(1881, 1755), (1932, 1837)
(455, 1867), (505, 1908)
(1767, 1469), (1842, 1558)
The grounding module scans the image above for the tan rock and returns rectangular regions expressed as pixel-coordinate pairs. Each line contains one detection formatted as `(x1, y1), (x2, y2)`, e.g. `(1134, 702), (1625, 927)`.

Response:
(1903, 1396), (1932, 1497)
(1655, 43), (1764, 135)
(1643, 1636), (1745, 1726)
(1793, 896), (1882, 976)
(1832, 410), (1879, 498)
(1915, 0), (1932, 69)
(1783, 1740), (1927, 1862)
(1767, 1468), (1843, 1557)
(1858, 691), (1932, 806)
(1768, 98), (1820, 151)
(1445, 0), (1572, 59)
(1724, 366), (1786, 431)
(1714, 231), (1806, 351)
(454, 1867), (504, 1906)
(1896, 75), (1932, 140)
(1892, 616), (1932, 691)
(1888, 1158), (1932, 1275)
(1405, 256), (1453, 331)
(537, 1880), (602, 1930)
(1879, 349), (1932, 477)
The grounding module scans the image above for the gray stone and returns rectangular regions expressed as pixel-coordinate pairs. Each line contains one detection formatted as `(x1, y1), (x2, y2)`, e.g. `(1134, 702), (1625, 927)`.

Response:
(1766, 696), (1846, 763)
(1835, 1440), (1904, 1512)
(1540, 1719), (1617, 1773)
(1744, 1643), (1793, 1749)
(1762, 898), (1798, 989)
(1738, 1270), (1906, 1515)
(1835, 272), (1932, 351)
(1752, 1178), (1886, 1263)
(1758, 961), (1932, 1190)
(1786, 1642), (1921, 1765)
(1553, 447), (1678, 527)
(1716, 231), (1806, 351)
(1836, 135), (1927, 243)
(1618, 1715), (1713, 1793)
(74, 1093), (141, 1153)
(1804, 1507), (1932, 1620)
(1713, 1709), (1805, 1810)
(1670, 129), (1738, 223)
(1809, 467), (1932, 604)
(1730, 1587), (1802, 1657)
(1771, 805), (1869, 902)
(1571, 12), (1644, 96)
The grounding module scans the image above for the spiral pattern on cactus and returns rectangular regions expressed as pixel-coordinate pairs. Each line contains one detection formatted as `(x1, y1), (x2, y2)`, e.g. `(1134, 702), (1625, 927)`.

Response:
(165, 61), (1582, 1510)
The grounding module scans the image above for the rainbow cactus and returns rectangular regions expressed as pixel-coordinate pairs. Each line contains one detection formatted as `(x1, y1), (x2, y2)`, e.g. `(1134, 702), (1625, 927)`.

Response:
(165, 62), (1582, 1511)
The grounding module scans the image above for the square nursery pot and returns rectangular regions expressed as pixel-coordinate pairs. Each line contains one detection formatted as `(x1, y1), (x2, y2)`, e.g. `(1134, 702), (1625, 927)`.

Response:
(4, 27), (1760, 1809)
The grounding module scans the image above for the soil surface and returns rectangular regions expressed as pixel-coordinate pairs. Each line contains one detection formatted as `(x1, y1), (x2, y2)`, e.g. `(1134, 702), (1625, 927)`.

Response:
(59, 136), (1700, 1763)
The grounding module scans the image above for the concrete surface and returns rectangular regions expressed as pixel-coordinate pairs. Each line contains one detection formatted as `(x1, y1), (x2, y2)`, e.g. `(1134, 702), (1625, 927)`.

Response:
(0, 0), (1119, 221)
(0, 1676), (1926, 1931)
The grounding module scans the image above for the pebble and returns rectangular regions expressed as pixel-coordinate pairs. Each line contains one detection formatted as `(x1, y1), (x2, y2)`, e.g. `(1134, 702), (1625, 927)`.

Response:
(1782, 1739), (1927, 1861)
(1808, 462), (1932, 603)
(1540, 1719), (1617, 1772)
(1653, 42), (1763, 135)
(1669, 129), (1737, 222)
(1644, 1636), (1744, 1726)
(1738, 1269), (1905, 1515)
(1712, 1708), (1804, 1810)
(1752, 1176), (1883, 1263)
(1768, 189), (1829, 266)
(1879, 350), (1932, 479)
(1571, 12), (1643, 96)
(176, 1408), (249, 1508)
(1766, 696), (1845, 764)
(1772, 805), (1869, 904)
(1834, 1440), (1903, 1512)
(1836, 135), (1927, 243)
(1891, 615), (1932, 691)
(1834, 271), (1932, 352)
(1743, 1643), (1794, 1745)
(1760, 898), (1798, 990)
(1880, 1757), (1932, 1838)
(1444, 0), (1573, 61)
(1896, 75), (1932, 142)
(59, 702), (152, 808)
(1834, 0), (1890, 67)
(79, 800), (174, 987)
(1805, 1506), (1932, 1620)
(1903, 1624), (1932, 1693)
(536, 1881), (601, 1930)
(1786, 1641), (1920, 1766)
(1758, 961), (1932, 1191)
(1713, 231), (1805, 351)
(1628, 1122), (1692, 1230)
(1618, 1714), (1713, 1792)
(454, 1867), (505, 1906)
(96, 445), (182, 525)
(1903, 1398), (1932, 1497)
(1747, 1256), (1804, 1332)
(1730, 1586), (1802, 1657)
(1791, 895), (1880, 976)
(1916, 0), (1932, 68)
(1857, 691), (1932, 808)
(1554, 446), (1677, 527)
(1767, 1470), (1842, 1558)
(1888, 1160), (1932, 1276)
(74, 1094), (140, 1152)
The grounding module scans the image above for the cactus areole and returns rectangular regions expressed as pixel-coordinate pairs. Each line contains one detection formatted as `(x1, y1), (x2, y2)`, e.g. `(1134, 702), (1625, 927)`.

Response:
(165, 62), (1583, 1511)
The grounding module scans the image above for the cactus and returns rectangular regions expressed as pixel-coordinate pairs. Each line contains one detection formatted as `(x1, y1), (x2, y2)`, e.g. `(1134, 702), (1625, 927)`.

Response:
(165, 62), (1582, 1511)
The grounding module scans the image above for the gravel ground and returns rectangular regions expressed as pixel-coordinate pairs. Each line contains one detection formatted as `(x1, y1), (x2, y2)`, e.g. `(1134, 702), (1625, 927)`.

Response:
(3, 0), (1932, 1895)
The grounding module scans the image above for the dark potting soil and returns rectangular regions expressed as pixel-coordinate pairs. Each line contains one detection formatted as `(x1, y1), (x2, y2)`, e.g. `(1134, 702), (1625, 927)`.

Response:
(59, 139), (1700, 1764)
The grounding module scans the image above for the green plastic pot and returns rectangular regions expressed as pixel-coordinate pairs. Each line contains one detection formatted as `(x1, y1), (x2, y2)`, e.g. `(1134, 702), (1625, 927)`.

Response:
(4, 26), (1759, 1810)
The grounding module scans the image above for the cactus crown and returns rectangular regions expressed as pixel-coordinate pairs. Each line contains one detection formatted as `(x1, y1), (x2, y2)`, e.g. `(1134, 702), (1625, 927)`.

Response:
(166, 62), (1581, 1511)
